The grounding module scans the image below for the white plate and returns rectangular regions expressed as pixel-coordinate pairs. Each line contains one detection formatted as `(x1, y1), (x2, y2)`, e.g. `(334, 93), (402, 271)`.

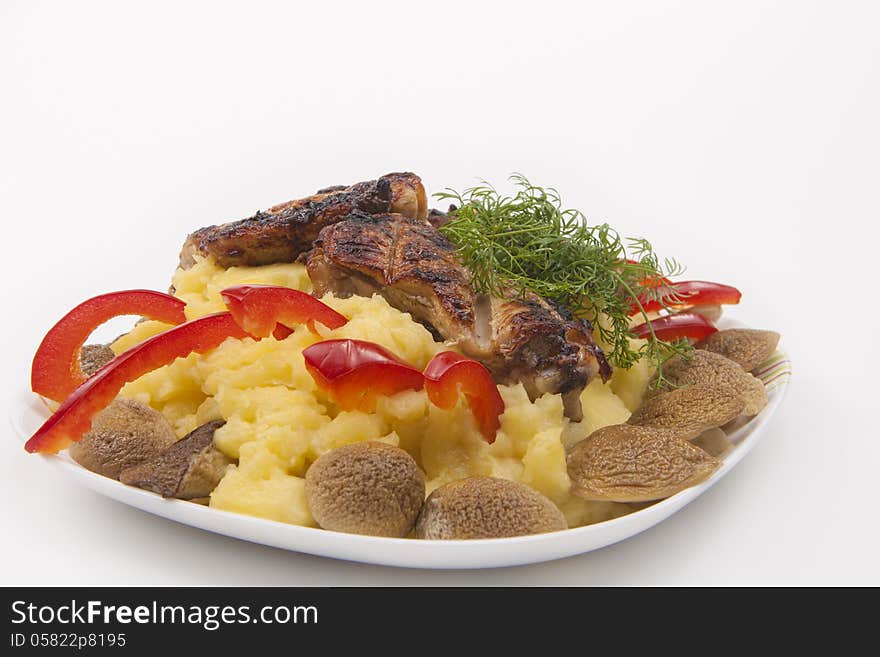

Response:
(10, 333), (791, 569)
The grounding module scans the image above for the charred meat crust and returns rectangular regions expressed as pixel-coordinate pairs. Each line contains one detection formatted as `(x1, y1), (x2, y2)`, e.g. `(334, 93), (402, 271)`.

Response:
(179, 172), (427, 268)
(307, 212), (608, 419)
(179, 172), (608, 420)
(310, 211), (476, 333)
(427, 208), (452, 229)
(499, 298), (611, 395)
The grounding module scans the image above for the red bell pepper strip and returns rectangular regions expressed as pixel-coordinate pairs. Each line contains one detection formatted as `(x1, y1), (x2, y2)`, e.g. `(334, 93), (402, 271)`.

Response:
(423, 351), (505, 444)
(630, 312), (718, 342)
(624, 259), (671, 288)
(25, 313), (251, 454)
(302, 339), (424, 413)
(220, 285), (347, 338)
(629, 280), (741, 316)
(31, 290), (188, 403)
(272, 325), (294, 340)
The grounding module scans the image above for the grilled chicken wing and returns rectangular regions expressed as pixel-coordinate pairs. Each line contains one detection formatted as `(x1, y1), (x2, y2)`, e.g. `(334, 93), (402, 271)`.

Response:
(179, 172), (427, 268)
(306, 212), (610, 420)
(427, 208), (453, 229)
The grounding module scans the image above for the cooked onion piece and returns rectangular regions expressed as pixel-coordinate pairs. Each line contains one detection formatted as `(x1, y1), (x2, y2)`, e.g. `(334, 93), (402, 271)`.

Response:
(688, 304), (723, 322)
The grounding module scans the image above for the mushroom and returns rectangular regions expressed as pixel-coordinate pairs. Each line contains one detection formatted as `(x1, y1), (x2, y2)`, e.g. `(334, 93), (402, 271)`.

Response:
(628, 384), (745, 436)
(653, 350), (768, 416)
(414, 477), (567, 540)
(304, 442), (425, 537)
(566, 424), (720, 502)
(119, 419), (231, 499)
(79, 343), (115, 376)
(697, 329), (780, 372)
(691, 428), (733, 457)
(68, 398), (178, 479)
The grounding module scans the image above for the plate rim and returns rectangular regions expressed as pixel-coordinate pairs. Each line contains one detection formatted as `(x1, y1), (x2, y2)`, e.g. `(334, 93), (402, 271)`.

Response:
(10, 346), (791, 569)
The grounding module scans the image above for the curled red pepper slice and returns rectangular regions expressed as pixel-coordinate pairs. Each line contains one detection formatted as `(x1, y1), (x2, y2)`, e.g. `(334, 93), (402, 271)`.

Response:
(31, 290), (187, 403)
(303, 339), (424, 413)
(631, 312), (718, 342)
(220, 285), (347, 338)
(624, 259), (672, 289)
(25, 313), (251, 454)
(629, 280), (741, 316)
(424, 351), (505, 444)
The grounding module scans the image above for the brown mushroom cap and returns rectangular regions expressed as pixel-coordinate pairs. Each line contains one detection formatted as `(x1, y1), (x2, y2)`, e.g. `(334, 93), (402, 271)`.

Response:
(414, 477), (567, 540)
(305, 442), (425, 537)
(567, 424), (720, 502)
(654, 350), (768, 416)
(119, 420), (230, 499)
(79, 343), (115, 377)
(68, 398), (178, 479)
(629, 384), (745, 435)
(697, 329), (780, 372)
(691, 428), (733, 458)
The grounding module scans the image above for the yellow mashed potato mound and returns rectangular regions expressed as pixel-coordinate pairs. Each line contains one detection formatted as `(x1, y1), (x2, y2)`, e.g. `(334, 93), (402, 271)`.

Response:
(113, 257), (654, 529)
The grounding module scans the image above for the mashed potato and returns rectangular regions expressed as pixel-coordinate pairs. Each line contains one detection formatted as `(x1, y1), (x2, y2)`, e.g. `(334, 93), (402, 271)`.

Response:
(113, 256), (653, 529)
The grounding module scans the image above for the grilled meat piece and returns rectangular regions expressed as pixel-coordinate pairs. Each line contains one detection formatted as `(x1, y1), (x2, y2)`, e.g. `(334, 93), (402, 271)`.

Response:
(427, 207), (453, 229)
(179, 172), (427, 268)
(306, 212), (610, 420)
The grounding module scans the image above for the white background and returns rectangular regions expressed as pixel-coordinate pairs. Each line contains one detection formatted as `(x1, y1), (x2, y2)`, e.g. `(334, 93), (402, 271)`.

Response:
(1, 1), (877, 585)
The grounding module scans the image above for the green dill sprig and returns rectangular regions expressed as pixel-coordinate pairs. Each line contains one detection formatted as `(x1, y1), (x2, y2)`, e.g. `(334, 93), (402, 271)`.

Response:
(435, 174), (692, 379)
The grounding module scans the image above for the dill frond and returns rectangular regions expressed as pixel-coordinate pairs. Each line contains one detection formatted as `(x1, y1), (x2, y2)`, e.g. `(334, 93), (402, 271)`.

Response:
(436, 174), (692, 379)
